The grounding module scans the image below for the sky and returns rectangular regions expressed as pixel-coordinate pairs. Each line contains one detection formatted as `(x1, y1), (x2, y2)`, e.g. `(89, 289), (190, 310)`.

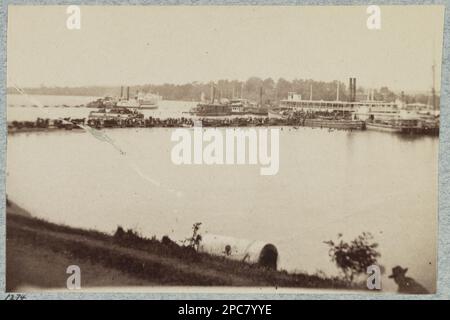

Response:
(7, 5), (445, 92)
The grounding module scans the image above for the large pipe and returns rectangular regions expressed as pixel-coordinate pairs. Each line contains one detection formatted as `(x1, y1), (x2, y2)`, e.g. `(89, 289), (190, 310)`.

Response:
(198, 233), (279, 270)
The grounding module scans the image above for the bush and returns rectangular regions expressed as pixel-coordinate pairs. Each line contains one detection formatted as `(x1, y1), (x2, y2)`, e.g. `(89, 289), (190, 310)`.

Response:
(324, 232), (380, 282)
(184, 222), (202, 250)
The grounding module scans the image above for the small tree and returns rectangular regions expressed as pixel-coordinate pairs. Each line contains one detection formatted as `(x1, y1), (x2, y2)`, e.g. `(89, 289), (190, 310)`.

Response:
(324, 232), (380, 282)
(184, 222), (202, 250)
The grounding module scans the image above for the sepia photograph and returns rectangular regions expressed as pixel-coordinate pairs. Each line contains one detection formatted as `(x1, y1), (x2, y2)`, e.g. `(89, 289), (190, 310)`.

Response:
(4, 4), (444, 295)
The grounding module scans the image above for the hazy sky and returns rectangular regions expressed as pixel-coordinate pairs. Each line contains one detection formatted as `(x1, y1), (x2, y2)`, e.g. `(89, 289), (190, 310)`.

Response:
(7, 5), (445, 92)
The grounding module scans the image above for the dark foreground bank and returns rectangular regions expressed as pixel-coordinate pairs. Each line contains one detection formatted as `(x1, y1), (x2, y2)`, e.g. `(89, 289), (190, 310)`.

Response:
(6, 201), (364, 291)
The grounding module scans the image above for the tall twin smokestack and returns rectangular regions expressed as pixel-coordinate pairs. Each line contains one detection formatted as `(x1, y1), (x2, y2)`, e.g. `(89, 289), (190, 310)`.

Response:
(119, 86), (131, 100)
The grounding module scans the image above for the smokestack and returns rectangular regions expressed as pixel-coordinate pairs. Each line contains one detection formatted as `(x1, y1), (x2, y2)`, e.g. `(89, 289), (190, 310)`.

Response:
(210, 83), (213, 103)
(432, 64), (436, 110)
(350, 78), (353, 102)
(127, 87), (130, 100)
(120, 86), (123, 99)
(309, 84), (313, 101)
(210, 83), (215, 104)
(348, 78), (353, 102)
(259, 87), (263, 107)
(336, 82), (340, 101)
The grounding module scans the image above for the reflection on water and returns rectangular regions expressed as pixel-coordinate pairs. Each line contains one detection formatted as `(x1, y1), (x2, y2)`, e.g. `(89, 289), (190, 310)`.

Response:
(5, 95), (438, 292)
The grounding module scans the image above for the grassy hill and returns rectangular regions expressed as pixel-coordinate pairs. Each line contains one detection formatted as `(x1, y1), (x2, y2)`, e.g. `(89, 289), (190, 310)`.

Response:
(6, 201), (363, 292)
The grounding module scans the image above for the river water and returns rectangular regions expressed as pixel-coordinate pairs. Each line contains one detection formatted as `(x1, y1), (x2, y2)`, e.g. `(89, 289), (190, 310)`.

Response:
(6, 94), (438, 292)
(7, 94), (198, 121)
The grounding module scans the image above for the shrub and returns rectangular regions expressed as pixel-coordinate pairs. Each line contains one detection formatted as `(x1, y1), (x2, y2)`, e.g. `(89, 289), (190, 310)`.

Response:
(324, 232), (380, 282)
(184, 222), (202, 250)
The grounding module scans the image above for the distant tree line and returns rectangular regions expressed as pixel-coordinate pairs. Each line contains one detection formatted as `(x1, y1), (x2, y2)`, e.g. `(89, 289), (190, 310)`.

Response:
(7, 77), (438, 107)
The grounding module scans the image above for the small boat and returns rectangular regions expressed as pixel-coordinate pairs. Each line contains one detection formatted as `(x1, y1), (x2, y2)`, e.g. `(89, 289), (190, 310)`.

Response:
(365, 119), (418, 133)
(190, 84), (232, 116)
(190, 102), (232, 117)
(268, 108), (290, 120)
(88, 107), (143, 121)
(116, 99), (140, 108)
(304, 118), (365, 130)
(137, 92), (161, 109)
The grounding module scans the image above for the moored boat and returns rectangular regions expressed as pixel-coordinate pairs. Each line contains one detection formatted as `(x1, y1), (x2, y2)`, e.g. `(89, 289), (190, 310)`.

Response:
(136, 92), (161, 109)
(190, 102), (232, 116)
(365, 119), (418, 133)
(116, 99), (140, 108)
(88, 106), (144, 122)
(304, 118), (365, 130)
(268, 108), (290, 120)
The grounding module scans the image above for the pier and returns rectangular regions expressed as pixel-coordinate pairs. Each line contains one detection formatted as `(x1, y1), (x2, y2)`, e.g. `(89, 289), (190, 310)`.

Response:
(7, 112), (438, 135)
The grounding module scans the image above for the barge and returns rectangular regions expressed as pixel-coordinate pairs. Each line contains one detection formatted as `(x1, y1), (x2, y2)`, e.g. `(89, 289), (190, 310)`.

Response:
(305, 119), (366, 130)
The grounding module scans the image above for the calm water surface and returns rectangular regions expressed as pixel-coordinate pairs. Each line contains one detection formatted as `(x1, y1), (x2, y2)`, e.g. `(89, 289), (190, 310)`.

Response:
(7, 94), (197, 121)
(6, 95), (438, 292)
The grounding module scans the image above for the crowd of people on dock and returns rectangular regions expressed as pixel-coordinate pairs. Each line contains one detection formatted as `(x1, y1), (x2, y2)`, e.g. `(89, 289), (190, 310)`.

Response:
(8, 110), (354, 132)
(7, 109), (438, 135)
